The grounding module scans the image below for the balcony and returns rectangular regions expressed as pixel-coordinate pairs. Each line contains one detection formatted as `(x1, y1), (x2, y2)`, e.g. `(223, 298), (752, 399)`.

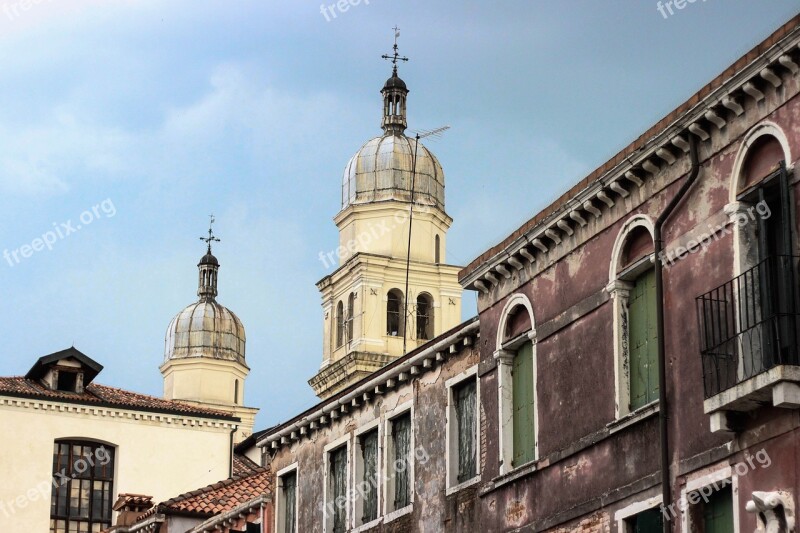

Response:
(696, 255), (800, 429)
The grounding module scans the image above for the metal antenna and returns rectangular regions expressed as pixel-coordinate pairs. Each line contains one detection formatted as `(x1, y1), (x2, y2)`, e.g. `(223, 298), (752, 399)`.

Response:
(381, 26), (408, 76)
(199, 214), (220, 253)
(402, 125), (451, 355)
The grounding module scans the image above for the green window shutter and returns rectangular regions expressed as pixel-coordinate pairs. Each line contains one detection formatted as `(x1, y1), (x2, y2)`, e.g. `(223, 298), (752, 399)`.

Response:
(631, 507), (663, 533)
(512, 341), (535, 467)
(703, 486), (734, 533)
(629, 268), (659, 411)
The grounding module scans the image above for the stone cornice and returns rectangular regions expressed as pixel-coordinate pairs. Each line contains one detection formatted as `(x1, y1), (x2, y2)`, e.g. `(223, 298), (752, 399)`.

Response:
(460, 24), (800, 297)
(0, 396), (239, 429)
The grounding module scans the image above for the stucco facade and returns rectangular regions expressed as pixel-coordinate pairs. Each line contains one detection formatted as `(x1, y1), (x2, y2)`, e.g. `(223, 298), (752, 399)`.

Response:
(457, 14), (800, 533)
(261, 319), (481, 532)
(0, 364), (238, 531)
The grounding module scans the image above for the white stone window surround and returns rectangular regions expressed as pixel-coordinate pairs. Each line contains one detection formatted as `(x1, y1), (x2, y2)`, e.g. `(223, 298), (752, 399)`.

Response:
(613, 494), (662, 533)
(275, 462), (299, 533)
(352, 418), (382, 531)
(679, 464), (739, 533)
(383, 400), (415, 522)
(445, 364), (481, 495)
(606, 214), (657, 420)
(323, 433), (351, 533)
(727, 120), (794, 279)
(493, 292), (538, 476)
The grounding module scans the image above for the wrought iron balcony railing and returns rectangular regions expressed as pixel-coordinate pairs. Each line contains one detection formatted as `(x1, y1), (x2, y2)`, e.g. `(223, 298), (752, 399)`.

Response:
(696, 255), (800, 399)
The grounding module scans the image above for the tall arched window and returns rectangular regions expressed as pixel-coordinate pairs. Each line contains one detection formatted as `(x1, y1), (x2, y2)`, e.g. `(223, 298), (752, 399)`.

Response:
(435, 235), (441, 264)
(387, 289), (404, 337)
(346, 292), (356, 344)
(608, 217), (658, 417)
(416, 293), (433, 340)
(234, 379), (239, 405)
(51, 440), (115, 532)
(335, 301), (345, 348)
(494, 293), (537, 474)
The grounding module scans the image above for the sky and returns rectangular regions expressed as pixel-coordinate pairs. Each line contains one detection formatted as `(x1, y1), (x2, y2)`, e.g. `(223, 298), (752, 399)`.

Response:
(0, 0), (798, 428)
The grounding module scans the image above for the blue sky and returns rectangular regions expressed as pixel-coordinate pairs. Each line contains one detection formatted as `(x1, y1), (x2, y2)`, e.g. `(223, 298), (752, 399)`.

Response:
(0, 1), (797, 427)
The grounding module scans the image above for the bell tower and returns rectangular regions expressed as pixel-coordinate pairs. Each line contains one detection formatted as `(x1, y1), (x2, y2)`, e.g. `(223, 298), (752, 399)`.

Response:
(309, 34), (463, 399)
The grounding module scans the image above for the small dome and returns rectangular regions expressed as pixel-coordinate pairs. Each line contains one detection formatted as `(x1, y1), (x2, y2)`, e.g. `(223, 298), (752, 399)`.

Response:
(164, 300), (246, 365)
(199, 251), (219, 267)
(383, 75), (407, 91)
(342, 134), (445, 210)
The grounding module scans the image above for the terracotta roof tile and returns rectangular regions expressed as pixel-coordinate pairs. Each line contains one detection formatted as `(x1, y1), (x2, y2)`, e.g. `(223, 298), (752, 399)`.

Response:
(158, 468), (271, 517)
(232, 454), (260, 476)
(0, 377), (236, 419)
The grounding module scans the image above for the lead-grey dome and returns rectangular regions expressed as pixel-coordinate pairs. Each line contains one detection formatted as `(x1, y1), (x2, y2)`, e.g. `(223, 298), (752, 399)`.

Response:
(164, 300), (246, 364)
(341, 133), (445, 210)
(163, 246), (247, 366)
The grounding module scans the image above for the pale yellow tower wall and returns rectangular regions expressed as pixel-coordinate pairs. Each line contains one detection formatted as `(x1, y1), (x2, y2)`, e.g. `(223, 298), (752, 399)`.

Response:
(318, 255), (462, 367)
(161, 358), (256, 442)
(335, 202), (452, 266)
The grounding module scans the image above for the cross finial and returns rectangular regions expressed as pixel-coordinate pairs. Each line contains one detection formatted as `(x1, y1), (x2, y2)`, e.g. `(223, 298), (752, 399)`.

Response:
(200, 214), (220, 253)
(381, 26), (408, 77)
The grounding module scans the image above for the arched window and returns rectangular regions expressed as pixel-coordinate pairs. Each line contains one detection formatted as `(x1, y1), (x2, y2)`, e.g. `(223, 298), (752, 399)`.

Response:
(435, 235), (441, 264)
(708, 124), (798, 392)
(234, 379), (239, 404)
(346, 292), (356, 344)
(335, 301), (345, 348)
(387, 289), (404, 337)
(51, 440), (115, 532)
(494, 293), (537, 474)
(416, 293), (434, 340)
(608, 217), (658, 416)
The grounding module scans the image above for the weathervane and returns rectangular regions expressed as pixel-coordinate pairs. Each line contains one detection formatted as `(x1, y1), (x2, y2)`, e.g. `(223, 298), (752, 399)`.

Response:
(381, 26), (408, 76)
(200, 214), (220, 253)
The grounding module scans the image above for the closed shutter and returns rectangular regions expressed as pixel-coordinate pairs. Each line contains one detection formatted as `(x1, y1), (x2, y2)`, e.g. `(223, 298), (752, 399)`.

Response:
(703, 486), (733, 533)
(330, 447), (347, 533)
(629, 268), (659, 411)
(512, 341), (536, 467)
(282, 472), (296, 533)
(361, 431), (378, 523)
(454, 379), (477, 482)
(392, 414), (411, 509)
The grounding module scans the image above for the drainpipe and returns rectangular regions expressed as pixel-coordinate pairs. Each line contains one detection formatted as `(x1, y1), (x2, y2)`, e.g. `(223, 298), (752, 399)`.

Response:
(229, 424), (238, 478)
(655, 134), (700, 531)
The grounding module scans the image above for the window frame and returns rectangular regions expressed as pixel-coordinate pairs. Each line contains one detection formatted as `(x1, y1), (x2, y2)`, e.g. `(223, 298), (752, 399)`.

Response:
(352, 420), (382, 531)
(383, 401), (414, 521)
(50, 439), (116, 533)
(323, 435), (351, 533)
(386, 289), (404, 337)
(445, 365), (480, 494)
(415, 293), (434, 341)
(494, 294), (537, 476)
(275, 462), (299, 533)
(680, 466), (738, 533)
(613, 494), (663, 533)
(607, 215), (658, 420)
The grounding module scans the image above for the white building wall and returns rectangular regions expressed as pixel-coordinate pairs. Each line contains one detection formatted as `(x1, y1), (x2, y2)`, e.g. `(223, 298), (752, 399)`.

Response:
(0, 399), (235, 531)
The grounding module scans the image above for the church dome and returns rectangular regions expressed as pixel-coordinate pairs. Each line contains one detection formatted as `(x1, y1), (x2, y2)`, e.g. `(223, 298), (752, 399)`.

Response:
(164, 236), (246, 366)
(164, 299), (246, 364)
(341, 134), (445, 210)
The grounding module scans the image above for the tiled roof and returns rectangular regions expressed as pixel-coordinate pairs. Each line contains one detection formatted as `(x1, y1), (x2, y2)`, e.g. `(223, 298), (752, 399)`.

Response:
(157, 468), (271, 517)
(0, 377), (236, 420)
(459, 13), (800, 281)
(232, 454), (260, 476)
